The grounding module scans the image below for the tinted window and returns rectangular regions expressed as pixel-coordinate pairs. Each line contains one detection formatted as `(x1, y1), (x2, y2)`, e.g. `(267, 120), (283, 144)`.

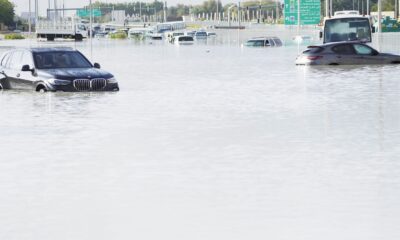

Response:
(353, 44), (374, 55)
(332, 44), (355, 55)
(33, 51), (92, 69)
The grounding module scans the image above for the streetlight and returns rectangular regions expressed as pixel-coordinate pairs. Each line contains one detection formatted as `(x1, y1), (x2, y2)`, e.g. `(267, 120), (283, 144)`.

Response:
(29, 0), (31, 36)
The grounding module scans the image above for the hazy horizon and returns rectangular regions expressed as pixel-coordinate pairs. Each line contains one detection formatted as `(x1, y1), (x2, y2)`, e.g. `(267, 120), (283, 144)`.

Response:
(12, 0), (235, 15)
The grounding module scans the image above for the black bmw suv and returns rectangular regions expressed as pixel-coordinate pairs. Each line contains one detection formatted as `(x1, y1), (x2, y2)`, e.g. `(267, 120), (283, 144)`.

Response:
(0, 47), (119, 92)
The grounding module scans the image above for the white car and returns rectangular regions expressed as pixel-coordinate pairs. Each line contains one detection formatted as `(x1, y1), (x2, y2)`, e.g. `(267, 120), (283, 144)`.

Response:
(174, 35), (194, 45)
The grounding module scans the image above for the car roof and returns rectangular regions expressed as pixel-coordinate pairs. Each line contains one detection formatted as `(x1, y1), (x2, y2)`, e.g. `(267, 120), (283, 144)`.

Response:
(29, 47), (76, 53)
(317, 41), (367, 47)
(248, 37), (280, 40)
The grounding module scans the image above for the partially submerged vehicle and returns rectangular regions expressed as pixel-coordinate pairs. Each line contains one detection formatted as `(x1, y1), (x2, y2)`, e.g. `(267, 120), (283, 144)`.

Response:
(295, 41), (400, 65)
(321, 11), (374, 44)
(174, 35), (194, 45)
(244, 37), (283, 47)
(0, 47), (119, 92)
(128, 28), (147, 40)
(36, 18), (88, 41)
(166, 32), (185, 43)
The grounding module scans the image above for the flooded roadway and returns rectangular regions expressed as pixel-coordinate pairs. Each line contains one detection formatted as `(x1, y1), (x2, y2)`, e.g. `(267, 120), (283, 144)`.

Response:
(1, 26), (400, 240)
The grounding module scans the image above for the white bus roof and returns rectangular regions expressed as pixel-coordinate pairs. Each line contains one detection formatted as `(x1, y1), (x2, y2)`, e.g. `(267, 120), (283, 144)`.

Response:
(334, 10), (360, 16)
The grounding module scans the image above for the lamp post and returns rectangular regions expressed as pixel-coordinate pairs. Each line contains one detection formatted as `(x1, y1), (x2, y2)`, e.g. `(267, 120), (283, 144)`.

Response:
(89, 0), (93, 61)
(28, 0), (32, 38)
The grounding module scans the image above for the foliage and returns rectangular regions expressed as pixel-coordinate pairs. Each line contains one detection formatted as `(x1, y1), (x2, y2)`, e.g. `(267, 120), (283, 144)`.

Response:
(0, 0), (15, 26)
(4, 33), (25, 40)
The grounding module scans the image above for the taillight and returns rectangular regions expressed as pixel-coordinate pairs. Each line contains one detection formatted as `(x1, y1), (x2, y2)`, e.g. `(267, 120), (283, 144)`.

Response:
(307, 56), (323, 60)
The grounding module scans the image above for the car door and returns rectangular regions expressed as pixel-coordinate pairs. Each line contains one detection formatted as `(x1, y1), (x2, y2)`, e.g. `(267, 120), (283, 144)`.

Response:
(331, 44), (357, 64)
(3, 51), (21, 89)
(18, 50), (36, 90)
(0, 52), (12, 89)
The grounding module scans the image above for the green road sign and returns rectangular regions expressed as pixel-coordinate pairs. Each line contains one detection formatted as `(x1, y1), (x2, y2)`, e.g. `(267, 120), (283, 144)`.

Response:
(77, 9), (102, 17)
(284, 0), (321, 25)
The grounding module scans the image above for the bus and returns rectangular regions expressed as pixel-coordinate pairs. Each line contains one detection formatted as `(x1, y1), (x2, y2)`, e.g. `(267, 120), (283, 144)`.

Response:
(321, 11), (375, 44)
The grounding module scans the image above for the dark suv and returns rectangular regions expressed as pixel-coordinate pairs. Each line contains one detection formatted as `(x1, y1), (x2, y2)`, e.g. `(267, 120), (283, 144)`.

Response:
(0, 47), (119, 92)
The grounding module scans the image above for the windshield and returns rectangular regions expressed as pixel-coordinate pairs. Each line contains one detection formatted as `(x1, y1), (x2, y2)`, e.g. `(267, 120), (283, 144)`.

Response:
(324, 17), (372, 43)
(33, 51), (92, 69)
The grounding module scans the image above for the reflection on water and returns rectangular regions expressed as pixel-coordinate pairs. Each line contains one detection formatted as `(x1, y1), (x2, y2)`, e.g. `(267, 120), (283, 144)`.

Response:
(1, 27), (400, 240)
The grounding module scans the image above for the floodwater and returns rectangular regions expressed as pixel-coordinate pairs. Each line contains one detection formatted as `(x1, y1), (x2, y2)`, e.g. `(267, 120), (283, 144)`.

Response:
(1, 26), (400, 240)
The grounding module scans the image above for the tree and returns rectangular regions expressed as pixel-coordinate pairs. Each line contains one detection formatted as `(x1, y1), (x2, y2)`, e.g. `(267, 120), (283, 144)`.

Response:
(0, 0), (14, 26)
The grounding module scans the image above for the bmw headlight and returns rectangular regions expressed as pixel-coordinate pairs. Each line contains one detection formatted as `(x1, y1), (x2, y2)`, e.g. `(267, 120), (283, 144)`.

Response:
(107, 77), (118, 84)
(49, 79), (71, 86)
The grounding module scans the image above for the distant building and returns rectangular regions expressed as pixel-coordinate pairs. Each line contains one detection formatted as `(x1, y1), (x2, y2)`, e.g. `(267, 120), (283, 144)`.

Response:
(112, 10), (126, 24)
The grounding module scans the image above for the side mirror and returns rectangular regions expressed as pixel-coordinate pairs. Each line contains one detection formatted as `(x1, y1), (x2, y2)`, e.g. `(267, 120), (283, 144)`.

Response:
(371, 26), (376, 33)
(93, 63), (101, 69)
(21, 64), (33, 72)
(372, 50), (379, 56)
(319, 31), (323, 39)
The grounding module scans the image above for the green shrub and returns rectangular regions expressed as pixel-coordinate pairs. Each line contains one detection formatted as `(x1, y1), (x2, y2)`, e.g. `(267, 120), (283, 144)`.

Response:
(4, 33), (25, 40)
(109, 31), (127, 39)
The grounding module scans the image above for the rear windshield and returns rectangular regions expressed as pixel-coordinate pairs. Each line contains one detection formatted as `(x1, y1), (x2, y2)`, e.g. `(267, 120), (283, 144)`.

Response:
(33, 51), (92, 69)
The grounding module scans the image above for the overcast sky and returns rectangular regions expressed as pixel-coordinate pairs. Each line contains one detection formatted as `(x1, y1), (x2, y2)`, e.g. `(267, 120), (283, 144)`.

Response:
(12, 0), (235, 15)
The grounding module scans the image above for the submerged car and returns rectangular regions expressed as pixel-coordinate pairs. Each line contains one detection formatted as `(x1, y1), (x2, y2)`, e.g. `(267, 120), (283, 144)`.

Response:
(174, 35), (194, 45)
(296, 42), (400, 65)
(245, 37), (283, 47)
(0, 47), (119, 92)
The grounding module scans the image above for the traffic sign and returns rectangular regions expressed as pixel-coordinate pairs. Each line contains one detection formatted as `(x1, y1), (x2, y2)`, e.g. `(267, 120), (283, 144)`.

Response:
(77, 9), (102, 17)
(284, 0), (321, 25)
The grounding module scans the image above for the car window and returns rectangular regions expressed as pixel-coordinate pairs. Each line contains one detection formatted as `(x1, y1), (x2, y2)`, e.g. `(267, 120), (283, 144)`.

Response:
(21, 51), (34, 68)
(332, 44), (355, 55)
(9, 51), (23, 70)
(3, 52), (13, 68)
(353, 44), (374, 55)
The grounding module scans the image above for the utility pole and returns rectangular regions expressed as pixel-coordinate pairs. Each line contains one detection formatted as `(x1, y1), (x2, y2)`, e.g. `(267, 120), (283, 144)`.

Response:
(276, 0), (279, 22)
(35, 0), (38, 25)
(325, 0), (329, 18)
(163, 1), (167, 22)
(89, 0), (93, 62)
(216, 0), (219, 22)
(297, 0), (300, 34)
(139, 2), (142, 22)
(378, 0), (382, 33)
(330, 0), (333, 17)
(29, 0), (32, 36)
(238, 1), (241, 28)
